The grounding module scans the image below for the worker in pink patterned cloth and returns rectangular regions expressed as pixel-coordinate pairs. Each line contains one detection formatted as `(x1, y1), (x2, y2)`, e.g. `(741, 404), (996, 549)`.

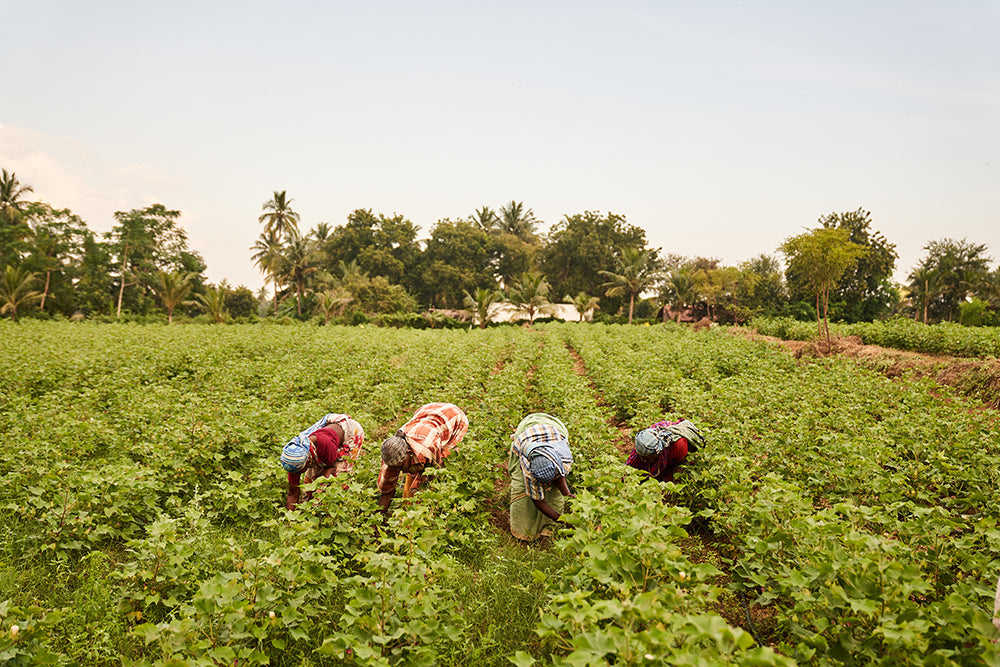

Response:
(377, 402), (469, 514)
(281, 413), (365, 510)
(625, 418), (706, 483)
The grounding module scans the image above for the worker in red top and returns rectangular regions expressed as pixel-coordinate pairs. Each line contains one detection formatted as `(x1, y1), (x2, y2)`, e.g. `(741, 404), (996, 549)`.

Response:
(625, 419), (706, 483)
(281, 413), (365, 510)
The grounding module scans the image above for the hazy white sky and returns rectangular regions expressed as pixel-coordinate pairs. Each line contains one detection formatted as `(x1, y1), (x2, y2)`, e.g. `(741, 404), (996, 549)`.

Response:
(2, 1), (997, 291)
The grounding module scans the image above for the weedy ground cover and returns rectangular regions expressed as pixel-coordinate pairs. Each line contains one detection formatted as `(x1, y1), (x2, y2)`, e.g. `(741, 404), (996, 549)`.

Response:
(1, 321), (998, 666)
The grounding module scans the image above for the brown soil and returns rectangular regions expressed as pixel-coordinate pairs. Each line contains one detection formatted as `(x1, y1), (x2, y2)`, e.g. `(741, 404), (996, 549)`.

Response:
(486, 470), (512, 535)
(692, 317), (713, 332)
(564, 343), (634, 453)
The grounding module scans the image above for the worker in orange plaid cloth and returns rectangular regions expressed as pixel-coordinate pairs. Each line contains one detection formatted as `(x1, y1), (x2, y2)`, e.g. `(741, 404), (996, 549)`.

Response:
(377, 402), (468, 514)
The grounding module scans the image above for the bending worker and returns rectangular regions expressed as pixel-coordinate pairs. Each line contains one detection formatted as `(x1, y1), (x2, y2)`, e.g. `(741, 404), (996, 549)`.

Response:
(625, 418), (705, 483)
(508, 412), (574, 542)
(378, 402), (469, 514)
(281, 413), (365, 510)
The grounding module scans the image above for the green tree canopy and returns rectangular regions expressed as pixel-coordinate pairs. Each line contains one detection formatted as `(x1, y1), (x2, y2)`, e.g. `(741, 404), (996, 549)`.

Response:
(223, 285), (258, 319)
(507, 271), (552, 325)
(321, 209), (421, 290)
(463, 287), (504, 329)
(196, 286), (227, 323)
(909, 238), (992, 322)
(599, 247), (661, 324)
(153, 271), (197, 323)
(499, 200), (540, 243)
(344, 275), (417, 314)
(107, 204), (203, 318)
(251, 231), (285, 317)
(659, 267), (699, 323)
(258, 190), (300, 239)
(417, 220), (495, 308)
(814, 208), (898, 322)
(781, 227), (868, 341)
(0, 169), (34, 267)
(564, 291), (600, 322)
(21, 202), (92, 315)
(540, 211), (648, 314)
(277, 229), (324, 316)
(730, 254), (787, 321)
(0, 264), (41, 321)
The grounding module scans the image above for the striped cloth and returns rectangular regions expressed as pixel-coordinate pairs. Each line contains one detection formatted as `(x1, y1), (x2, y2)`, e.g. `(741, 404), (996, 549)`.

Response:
(377, 403), (468, 493)
(511, 413), (573, 501)
(285, 413), (366, 486)
(508, 413), (573, 541)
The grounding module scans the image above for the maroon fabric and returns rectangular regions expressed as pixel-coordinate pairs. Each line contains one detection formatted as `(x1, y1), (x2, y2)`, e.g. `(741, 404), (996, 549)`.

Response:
(287, 427), (346, 486)
(626, 437), (689, 483)
(311, 427), (347, 466)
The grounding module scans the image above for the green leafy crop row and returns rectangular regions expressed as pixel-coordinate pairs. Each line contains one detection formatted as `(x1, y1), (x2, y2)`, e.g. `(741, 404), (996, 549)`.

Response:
(2, 321), (998, 666)
(558, 322), (1000, 665)
(752, 316), (1000, 358)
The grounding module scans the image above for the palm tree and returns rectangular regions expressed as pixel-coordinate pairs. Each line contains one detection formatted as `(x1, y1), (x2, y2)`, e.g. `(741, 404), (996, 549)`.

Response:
(29, 226), (61, 311)
(463, 287), (504, 328)
(565, 292), (600, 322)
(471, 206), (501, 234)
(0, 265), (42, 321)
(1, 171), (35, 267)
(338, 258), (368, 282)
(499, 200), (539, 243)
(981, 268), (1000, 311)
(196, 287), (227, 323)
(311, 222), (332, 243)
(153, 271), (196, 323)
(907, 262), (945, 324)
(599, 247), (659, 324)
(279, 230), (324, 316)
(258, 190), (300, 239)
(0, 169), (34, 228)
(315, 288), (353, 324)
(251, 231), (285, 317)
(508, 271), (552, 324)
(661, 268), (698, 323)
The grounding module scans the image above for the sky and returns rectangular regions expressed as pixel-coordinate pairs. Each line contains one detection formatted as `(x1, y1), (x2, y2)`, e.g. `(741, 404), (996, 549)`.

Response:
(2, 1), (998, 292)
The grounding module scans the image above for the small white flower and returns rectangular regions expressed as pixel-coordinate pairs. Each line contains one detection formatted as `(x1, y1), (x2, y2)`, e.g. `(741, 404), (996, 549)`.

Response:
(268, 611), (276, 619)
(10, 625), (19, 638)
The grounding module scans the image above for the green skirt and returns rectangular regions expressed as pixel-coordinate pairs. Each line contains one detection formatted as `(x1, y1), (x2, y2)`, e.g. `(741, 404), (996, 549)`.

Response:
(508, 448), (564, 542)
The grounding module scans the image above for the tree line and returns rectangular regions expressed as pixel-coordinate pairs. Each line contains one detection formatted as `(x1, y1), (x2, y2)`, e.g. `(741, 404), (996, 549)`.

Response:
(2, 169), (998, 327)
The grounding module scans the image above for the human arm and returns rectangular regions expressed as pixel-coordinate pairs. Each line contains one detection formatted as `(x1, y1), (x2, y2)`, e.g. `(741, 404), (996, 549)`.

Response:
(376, 461), (401, 514)
(378, 488), (396, 514)
(531, 497), (564, 523)
(530, 475), (573, 523)
(284, 469), (303, 510)
(286, 483), (300, 511)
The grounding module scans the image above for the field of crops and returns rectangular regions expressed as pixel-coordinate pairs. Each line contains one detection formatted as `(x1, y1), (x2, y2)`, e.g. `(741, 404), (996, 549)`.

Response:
(2, 321), (999, 666)
(752, 317), (1000, 359)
